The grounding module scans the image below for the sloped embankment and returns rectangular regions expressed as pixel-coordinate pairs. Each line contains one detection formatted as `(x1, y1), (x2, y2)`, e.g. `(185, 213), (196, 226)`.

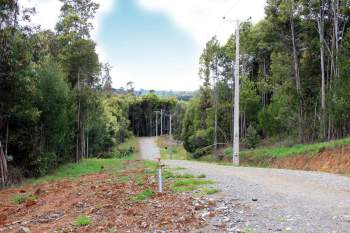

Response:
(271, 146), (350, 175)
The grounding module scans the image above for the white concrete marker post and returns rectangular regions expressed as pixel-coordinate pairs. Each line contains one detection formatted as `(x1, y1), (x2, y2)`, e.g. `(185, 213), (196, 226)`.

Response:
(157, 157), (164, 193)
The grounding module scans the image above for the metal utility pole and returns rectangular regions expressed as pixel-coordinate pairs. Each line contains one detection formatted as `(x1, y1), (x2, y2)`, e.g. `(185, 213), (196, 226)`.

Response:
(154, 111), (159, 137)
(169, 112), (172, 138)
(213, 65), (218, 151)
(160, 109), (163, 136)
(233, 20), (240, 166)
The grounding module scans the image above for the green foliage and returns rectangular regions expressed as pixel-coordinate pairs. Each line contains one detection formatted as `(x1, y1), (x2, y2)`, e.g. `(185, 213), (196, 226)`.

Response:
(172, 179), (214, 192)
(184, 128), (214, 158)
(243, 125), (260, 149)
(237, 137), (350, 161)
(74, 216), (91, 226)
(31, 157), (131, 184)
(10, 194), (37, 205)
(200, 187), (220, 195)
(131, 189), (155, 201)
(127, 93), (180, 137)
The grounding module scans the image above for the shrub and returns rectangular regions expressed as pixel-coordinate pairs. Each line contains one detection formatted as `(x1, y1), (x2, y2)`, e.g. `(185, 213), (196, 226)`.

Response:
(184, 128), (213, 158)
(243, 125), (260, 149)
(29, 152), (58, 177)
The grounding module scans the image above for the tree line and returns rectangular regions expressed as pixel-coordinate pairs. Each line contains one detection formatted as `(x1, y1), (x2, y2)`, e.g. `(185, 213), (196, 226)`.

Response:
(2, 0), (350, 186)
(180, 0), (350, 157)
(0, 0), (133, 186)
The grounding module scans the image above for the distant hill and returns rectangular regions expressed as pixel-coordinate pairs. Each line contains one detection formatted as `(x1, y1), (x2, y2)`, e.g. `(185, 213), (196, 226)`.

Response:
(112, 88), (197, 101)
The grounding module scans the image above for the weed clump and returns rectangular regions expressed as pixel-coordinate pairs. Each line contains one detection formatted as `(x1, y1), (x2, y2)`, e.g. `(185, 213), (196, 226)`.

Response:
(74, 215), (91, 226)
(131, 189), (155, 201)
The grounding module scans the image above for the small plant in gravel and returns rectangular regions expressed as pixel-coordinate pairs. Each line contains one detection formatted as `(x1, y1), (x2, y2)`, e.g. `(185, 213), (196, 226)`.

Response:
(200, 187), (220, 195)
(106, 228), (118, 233)
(244, 228), (254, 233)
(172, 179), (214, 192)
(197, 174), (206, 178)
(135, 174), (144, 186)
(74, 215), (91, 226)
(10, 194), (37, 204)
(131, 189), (155, 201)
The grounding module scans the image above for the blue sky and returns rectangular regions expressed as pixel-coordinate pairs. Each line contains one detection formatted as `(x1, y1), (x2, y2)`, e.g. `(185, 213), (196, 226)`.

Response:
(20, 0), (266, 91)
(96, 0), (199, 90)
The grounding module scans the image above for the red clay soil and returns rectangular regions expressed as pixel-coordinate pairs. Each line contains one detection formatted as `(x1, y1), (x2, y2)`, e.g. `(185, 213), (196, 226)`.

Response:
(272, 146), (350, 175)
(0, 162), (205, 233)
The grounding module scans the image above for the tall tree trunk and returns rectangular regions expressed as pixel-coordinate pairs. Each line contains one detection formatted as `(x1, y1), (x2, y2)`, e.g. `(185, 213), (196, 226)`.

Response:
(5, 123), (8, 157)
(332, 0), (339, 81)
(290, 14), (303, 142)
(80, 122), (85, 159)
(318, 0), (326, 139)
(0, 141), (8, 188)
(86, 131), (89, 158)
(76, 71), (81, 163)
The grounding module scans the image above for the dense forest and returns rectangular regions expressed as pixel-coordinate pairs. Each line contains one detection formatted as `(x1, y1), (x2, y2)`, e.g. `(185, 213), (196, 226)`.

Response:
(2, 0), (350, 186)
(0, 0), (135, 185)
(0, 0), (186, 186)
(181, 0), (350, 156)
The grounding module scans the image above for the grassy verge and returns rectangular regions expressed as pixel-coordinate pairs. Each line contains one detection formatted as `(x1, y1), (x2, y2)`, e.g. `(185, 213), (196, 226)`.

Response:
(237, 137), (350, 159)
(29, 157), (132, 184)
(29, 137), (138, 184)
(219, 136), (350, 166)
(156, 136), (188, 160)
(118, 136), (139, 152)
(131, 189), (155, 201)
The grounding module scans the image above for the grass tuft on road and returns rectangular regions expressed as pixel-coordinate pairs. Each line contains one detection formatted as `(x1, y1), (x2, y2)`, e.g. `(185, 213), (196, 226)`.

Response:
(74, 215), (91, 226)
(131, 189), (155, 201)
(172, 178), (214, 192)
(200, 187), (220, 195)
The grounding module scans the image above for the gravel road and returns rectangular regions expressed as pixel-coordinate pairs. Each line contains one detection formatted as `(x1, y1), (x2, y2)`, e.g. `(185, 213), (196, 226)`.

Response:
(138, 137), (350, 233)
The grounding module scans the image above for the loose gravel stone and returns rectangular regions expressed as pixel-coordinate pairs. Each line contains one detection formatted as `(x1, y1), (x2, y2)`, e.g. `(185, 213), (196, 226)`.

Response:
(139, 137), (350, 232)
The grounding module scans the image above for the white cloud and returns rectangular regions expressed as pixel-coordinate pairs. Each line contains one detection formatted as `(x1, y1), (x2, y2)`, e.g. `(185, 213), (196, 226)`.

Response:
(17, 0), (267, 91)
(111, 67), (200, 91)
(137, 0), (266, 46)
(19, 0), (62, 30)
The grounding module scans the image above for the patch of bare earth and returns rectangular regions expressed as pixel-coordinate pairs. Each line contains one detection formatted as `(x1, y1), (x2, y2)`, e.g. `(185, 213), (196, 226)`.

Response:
(272, 146), (350, 174)
(0, 161), (206, 233)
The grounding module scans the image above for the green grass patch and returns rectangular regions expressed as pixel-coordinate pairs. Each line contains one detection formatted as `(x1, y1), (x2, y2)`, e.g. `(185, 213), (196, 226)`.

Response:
(173, 179), (214, 186)
(200, 187), (220, 195)
(117, 175), (130, 183)
(106, 228), (118, 233)
(131, 189), (155, 201)
(172, 178), (214, 192)
(74, 215), (91, 226)
(224, 136), (350, 160)
(135, 174), (144, 186)
(30, 157), (132, 184)
(10, 194), (37, 204)
(117, 136), (138, 152)
(163, 170), (195, 179)
(143, 161), (158, 168)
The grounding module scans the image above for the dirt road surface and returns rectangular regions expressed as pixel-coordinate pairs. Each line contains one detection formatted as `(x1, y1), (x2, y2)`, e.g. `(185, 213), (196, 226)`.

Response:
(138, 137), (350, 233)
